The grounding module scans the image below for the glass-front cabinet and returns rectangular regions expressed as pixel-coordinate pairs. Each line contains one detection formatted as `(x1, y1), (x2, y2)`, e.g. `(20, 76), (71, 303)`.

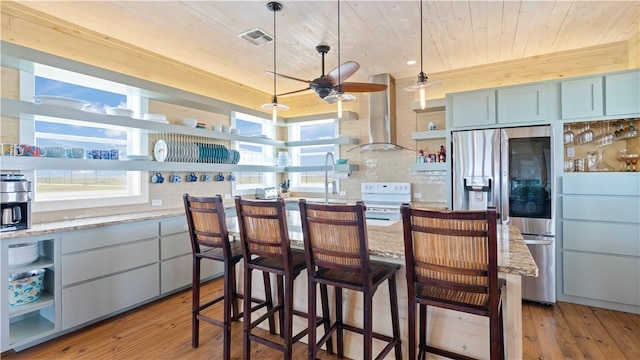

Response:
(563, 118), (639, 172)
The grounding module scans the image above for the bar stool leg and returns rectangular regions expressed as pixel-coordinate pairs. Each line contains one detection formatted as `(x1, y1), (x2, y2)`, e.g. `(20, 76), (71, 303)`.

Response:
(223, 261), (234, 360)
(307, 279), (317, 360)
(320, 283), (333, 355)
(263, 272), (276, 334)
(419, 304), (427, 360)
(243, 267), (253, 360)
(335, 287), (344, 358)
(407, 297), (416, 359)
(284, 275), (295, 359)
(277, 274), (285, 338)
(388, 276), (402, 360)
(363, 289), (373, 360)
(192, 257), (201, 348)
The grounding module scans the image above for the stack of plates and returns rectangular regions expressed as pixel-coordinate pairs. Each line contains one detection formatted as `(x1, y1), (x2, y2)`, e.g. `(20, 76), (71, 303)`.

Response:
(106, 107), (134, 117)
(8, 243), (39, 266)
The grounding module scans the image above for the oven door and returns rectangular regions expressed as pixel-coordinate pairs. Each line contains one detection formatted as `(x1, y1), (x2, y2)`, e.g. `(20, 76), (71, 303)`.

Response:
(365, 207), (400, 226)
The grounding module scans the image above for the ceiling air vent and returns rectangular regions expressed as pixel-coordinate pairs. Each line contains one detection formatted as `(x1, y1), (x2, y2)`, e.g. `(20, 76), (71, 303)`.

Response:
(238, 28), (273, 46)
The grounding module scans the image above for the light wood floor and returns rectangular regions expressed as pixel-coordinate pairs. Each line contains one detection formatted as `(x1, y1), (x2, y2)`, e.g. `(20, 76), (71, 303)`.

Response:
(3, 277), (639, 360)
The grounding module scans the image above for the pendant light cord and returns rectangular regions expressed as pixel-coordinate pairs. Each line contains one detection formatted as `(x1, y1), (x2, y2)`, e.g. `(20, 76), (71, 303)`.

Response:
(337, 0), (341, 92)
(419, 0), (426, 82)
(272, 4), (277, 101)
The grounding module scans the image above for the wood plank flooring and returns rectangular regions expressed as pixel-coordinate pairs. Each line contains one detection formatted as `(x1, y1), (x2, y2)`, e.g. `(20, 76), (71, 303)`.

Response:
(3, 277), (639, 360)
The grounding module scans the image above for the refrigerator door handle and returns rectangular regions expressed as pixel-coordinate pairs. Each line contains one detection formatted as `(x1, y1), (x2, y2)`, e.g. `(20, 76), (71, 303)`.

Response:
(523, 239), (553, 246)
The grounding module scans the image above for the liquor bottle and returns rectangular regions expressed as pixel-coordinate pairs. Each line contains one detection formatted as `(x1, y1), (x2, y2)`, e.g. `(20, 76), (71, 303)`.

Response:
(439, 145), (446, 162)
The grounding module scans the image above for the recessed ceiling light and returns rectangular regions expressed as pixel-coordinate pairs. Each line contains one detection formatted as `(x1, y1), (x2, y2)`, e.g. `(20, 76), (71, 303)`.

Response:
(407, 60), (416, 65)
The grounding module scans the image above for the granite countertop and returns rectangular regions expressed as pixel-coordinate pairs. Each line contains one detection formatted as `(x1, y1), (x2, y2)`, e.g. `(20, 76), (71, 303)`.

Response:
(1, 206), (537, 277)
(280, 221), (538, 278)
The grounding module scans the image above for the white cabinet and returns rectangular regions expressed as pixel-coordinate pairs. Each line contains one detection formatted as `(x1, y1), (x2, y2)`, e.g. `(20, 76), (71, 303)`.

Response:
(159, 216), (222, 294)
(560, 76), (604, 119)
(59, 221), (160, 330)
(1, 236), (58, 352)
(497, 83), (548, 124)
(450, 90), (496, 128)
(605, 71), (640, 116)
(559, 173), (640, 313)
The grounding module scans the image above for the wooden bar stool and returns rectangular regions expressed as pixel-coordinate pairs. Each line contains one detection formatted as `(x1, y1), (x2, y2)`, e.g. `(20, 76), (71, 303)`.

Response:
(400, 205), (505, 360)
(235, 196), (332, 360)
(183, 194), (275, 360)
(299, 199), (402, 360)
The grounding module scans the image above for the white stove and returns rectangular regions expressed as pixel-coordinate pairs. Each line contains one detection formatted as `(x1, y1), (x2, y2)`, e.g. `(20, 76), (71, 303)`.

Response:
(361, 182), (411, 225)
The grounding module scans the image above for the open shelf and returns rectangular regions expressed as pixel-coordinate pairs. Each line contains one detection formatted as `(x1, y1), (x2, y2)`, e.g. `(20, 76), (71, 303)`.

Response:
(9, 292), (54, 317)
(411, 162), (448, 171)
(8, 311), (56, 346)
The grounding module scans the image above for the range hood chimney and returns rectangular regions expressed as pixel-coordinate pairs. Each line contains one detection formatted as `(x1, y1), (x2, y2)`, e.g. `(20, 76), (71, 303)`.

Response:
(355, 73), (407, 151)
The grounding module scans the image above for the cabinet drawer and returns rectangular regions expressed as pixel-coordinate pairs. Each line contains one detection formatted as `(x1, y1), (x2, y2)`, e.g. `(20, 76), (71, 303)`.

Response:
(562, 221), (640, 256)
(62, 239), (158, 285)
(563, 251), (639, 306)
(62, 264), (159, 330)
(160, 233), (191, 260)
(562, 174), (640, 196)
(62, 221), (158, 254)
(160, 254), (222, 294)
(562, 196), (640, 223)
(160, 216), (187, 236)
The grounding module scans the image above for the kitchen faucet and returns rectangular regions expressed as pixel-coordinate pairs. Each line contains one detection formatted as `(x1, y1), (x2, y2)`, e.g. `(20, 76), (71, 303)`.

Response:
(324, 152), (337, 204)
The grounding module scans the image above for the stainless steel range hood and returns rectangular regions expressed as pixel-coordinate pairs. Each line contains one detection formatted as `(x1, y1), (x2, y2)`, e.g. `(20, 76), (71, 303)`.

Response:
(352, 73), (408, 151)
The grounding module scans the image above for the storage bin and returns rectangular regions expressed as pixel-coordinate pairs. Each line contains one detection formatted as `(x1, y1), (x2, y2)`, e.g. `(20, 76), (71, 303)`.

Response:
(9, 269), (45, 306)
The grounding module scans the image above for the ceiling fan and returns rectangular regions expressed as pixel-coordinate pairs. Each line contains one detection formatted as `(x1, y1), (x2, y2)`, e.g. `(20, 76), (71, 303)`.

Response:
(265, 45), (387, 103)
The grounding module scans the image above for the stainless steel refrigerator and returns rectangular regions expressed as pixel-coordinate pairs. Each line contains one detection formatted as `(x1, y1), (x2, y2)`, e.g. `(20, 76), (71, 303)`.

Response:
(452, 126), (556, 304)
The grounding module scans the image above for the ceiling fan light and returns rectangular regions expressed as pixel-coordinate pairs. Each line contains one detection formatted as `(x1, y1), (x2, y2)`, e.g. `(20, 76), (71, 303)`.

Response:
(324, 92), (355, 104)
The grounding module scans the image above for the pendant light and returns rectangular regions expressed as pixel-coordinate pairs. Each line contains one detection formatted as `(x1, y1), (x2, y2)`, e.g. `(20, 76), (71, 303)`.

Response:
(403, 0), (440, 110)
(261, 2), (288, 122)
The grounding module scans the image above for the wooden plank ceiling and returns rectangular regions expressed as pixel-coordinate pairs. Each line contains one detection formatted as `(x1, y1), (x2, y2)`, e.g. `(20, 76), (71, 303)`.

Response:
(14, 1), (640, 95)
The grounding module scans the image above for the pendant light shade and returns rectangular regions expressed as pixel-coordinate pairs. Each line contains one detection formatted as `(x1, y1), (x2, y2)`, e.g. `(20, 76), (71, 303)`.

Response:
(261, 1), (288, 121)
(403, 0), (440, 110)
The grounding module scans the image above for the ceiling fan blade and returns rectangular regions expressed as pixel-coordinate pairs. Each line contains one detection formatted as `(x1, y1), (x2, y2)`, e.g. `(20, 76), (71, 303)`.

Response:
(325, 61), (360, 85)
(265, 70), (315, 84)
(340, 82), (388, 93)
(276, 88), (312, 97)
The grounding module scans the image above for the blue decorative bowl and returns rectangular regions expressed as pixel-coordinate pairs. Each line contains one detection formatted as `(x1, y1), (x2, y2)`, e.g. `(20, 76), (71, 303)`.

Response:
(335, 159), (348, 165)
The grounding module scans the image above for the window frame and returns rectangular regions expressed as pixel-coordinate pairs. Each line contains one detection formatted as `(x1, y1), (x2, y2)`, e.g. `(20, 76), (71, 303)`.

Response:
(288, 118), (339, 193)
(20, 65), (149, 212)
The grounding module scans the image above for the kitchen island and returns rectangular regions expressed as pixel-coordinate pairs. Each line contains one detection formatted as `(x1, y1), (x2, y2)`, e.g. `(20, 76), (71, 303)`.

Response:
(228, 213), (538, 360)
(1, 208), (536, 359)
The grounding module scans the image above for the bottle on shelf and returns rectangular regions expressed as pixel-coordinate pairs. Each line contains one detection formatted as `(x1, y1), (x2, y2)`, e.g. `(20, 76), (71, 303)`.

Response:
(417, 150), (425, 163)
(439, 145), (446, 162)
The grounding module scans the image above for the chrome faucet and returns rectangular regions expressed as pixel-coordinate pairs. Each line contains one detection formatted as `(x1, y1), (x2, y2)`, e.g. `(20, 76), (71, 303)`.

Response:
(324, 152), (336, 204)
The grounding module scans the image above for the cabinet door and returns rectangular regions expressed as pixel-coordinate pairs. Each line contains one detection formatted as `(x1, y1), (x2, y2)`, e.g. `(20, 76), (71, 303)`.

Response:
(561, 76), (603, 119)
(497, 84), (547, 124)
(605, 71), (640, 116)
(451, 90), (496, 128)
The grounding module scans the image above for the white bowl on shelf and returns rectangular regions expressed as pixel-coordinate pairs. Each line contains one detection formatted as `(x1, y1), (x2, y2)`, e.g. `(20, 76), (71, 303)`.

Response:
(106, 107), (134, 117)
(8, 243), (39, 266)
(182, 118), (197, 128)
(34, 95), (88, 110)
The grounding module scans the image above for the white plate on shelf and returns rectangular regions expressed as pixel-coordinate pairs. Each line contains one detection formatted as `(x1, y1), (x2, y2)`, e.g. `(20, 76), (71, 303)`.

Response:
(153, 140), (168, 162)
(34, 95), (88, 110)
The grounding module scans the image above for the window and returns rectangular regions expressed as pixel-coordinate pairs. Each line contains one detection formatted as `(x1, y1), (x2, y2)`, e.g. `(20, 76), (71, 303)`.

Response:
(289, 119), (338, 192)
(26, 64), (147, 211)
(231, 111), (275, 194)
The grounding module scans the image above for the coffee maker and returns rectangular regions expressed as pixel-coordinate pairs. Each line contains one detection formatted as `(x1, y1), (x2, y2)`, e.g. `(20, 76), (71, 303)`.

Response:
(1, 174), (31, 232)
